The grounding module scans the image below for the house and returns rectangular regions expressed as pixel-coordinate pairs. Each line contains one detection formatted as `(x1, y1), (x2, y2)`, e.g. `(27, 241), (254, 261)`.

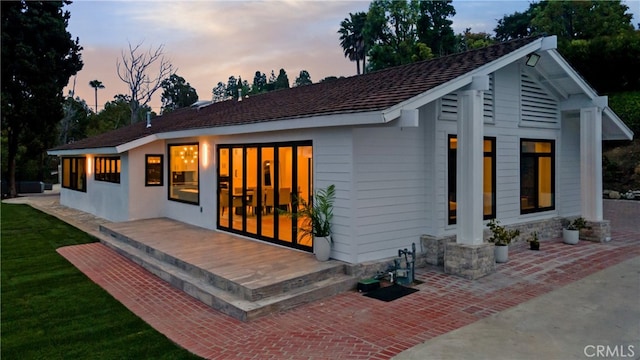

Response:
(49, 36), (633, 279)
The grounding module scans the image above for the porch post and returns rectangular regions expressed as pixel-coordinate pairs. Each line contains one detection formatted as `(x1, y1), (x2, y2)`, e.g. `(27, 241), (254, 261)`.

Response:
(580, 107), (610, 241)
(444, 76), (495, 280)
(456, 89), (484, 245)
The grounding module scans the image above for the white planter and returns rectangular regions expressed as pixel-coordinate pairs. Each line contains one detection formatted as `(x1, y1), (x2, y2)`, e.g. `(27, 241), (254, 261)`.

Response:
(494, 245), (509, 263)
(313, 235), (331, 261)
(563, 229), (579, 245)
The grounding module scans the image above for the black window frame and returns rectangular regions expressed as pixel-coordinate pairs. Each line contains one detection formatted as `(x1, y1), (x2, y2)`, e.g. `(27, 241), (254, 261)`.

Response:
(94, 156), (121, 184)
(448, 135), (496, 225)
(145, 154), (164, 187)
(168, 143), (200, 205)
(520, 138), (555, 214)
(61, 156), (87, 192)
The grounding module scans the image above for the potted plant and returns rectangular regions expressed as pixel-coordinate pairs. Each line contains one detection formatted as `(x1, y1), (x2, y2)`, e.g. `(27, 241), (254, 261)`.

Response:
(282, 184), (336, 261)
(563, 217), (589, 245)
(487, 219), (520, 263)
(528, 231), (540, 250)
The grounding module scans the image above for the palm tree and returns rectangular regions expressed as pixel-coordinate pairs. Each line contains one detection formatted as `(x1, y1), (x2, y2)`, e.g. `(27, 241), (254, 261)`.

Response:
(89, 79), (105, 113)
(338, 12), (368, 75)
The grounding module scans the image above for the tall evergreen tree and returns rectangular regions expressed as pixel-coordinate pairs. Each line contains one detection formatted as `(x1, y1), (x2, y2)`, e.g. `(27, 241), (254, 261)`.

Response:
(294, 70), (312, 87)
(416, 0), (457, 56)
(275, 69), (290, 90)
(1, 0), (83, 196)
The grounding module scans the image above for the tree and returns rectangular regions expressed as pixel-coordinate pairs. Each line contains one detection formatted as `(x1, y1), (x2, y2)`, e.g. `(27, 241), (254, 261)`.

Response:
(160, 74), (198, 113)
(459, 29), (495, 51)
(338, 12), (368, 75)
(251, 71), (267, 94)
(364, 0), (433, 71)
(59, 92), (91, 145)
(494, 4), (541, 42)
(117, 41), (174, 124)
(212, 82), (227, 103)
(275, 69), (290, 90)
(416, 0), (457, 56)
(226, 76), (238, 100)
(89, 79), (105, 113)
(86, 94), (151, 137)
(1, 1), (83, 197)
(294, 70), (312, 87)
(266, 70), (278, 91)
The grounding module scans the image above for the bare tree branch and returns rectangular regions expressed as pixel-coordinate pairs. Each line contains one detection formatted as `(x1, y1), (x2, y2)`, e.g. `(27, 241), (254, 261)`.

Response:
(117, 41), (175, 124)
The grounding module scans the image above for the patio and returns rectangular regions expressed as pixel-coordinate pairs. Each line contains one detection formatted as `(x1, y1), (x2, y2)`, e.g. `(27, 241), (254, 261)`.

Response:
(57, 229), (639, 359)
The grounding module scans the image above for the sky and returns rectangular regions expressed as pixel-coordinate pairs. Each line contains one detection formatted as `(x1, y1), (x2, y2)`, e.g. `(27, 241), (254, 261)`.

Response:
(65, 0), (640, 113)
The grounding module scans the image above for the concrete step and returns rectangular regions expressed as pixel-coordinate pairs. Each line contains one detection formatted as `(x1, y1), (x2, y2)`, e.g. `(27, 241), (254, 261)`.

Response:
(99, 225), (357, 322)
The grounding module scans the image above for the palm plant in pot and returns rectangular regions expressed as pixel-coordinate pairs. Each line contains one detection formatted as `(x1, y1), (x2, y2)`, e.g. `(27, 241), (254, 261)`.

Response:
(563, 217), (589, 245)
(282, 184), (335, 261)
(487, 219), (520, 263)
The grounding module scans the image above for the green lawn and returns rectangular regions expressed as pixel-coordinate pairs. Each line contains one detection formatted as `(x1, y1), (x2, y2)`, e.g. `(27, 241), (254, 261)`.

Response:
(1, 203), (202, 359)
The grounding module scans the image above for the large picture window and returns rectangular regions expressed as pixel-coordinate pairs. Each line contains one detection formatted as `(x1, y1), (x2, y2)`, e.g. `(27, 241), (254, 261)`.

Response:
(145, 155), (163, 186)
(62, 157), (86, 192)
(448, 135), (496, 225)
(94, 156), (121, 183)
(520, 139), (555, 214)
(168, 143), (199, 204)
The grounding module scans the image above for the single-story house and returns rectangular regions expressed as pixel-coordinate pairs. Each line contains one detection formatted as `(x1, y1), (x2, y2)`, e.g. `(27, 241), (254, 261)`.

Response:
(49, 35), (633, 278)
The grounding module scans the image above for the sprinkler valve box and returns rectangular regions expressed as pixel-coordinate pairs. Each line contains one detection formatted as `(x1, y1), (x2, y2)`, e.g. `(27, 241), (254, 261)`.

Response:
(357, 278), (380, 292)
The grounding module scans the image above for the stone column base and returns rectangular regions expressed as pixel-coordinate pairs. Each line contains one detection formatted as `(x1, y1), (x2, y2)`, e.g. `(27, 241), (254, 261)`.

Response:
(444, 242), (495, 280)
(420, 234), (455, 266)
(582, 220), (611, 242)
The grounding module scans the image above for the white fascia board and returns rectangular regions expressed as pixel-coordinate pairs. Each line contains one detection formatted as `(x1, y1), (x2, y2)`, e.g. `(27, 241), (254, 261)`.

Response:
(115, 134), (159, 153)
(603, 107), (634, 141)
(47, 147), (118, 156)
(155, 110), (384, 139)
(382, 36), (553, 122)
(547, 50), (599, 99)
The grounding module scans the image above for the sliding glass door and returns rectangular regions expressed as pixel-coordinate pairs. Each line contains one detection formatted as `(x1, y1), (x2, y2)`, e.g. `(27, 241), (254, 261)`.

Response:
(217, 141), (313, 251)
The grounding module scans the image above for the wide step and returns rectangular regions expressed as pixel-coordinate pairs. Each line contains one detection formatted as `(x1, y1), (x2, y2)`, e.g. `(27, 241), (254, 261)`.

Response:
(98, 223), (357, 321)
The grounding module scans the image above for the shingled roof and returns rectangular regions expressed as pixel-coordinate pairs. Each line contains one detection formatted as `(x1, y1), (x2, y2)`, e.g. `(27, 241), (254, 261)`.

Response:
(51, 36), (542, 152)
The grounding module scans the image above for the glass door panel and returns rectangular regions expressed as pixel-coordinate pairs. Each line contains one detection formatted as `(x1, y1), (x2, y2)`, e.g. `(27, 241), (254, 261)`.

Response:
(245, 147), (258, 235)
(277, 147), (293, 243)
(260, 147), (274, 238)
(218, 148), (230, 228)
(231, 147), (244, 231)
(296, 146), (313, 247)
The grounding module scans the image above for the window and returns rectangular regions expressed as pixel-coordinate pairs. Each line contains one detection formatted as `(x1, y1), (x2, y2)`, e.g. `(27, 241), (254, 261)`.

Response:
(61, 157), (86, 192)
(520, 139), (555, 214)
(94, 157), (121, 183)
(145, 155), (163, 186)
(168, 143), (199, 204)
(448, 136), (496, 225)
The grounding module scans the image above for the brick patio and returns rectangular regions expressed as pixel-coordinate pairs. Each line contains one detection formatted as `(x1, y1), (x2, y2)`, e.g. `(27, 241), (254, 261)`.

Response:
(57, 229), (639, 360)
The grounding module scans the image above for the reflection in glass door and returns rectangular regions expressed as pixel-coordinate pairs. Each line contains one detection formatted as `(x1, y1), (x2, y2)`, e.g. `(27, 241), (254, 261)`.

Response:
(217, 141), (313, 251)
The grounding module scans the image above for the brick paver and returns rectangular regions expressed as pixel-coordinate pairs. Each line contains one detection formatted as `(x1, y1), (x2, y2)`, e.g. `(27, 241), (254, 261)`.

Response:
(57, 231), (639, 360)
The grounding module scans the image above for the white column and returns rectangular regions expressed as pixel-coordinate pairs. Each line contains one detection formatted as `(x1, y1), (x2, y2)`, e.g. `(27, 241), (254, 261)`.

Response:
(456, 89), (485, 245)
(580, 107), (603, 221)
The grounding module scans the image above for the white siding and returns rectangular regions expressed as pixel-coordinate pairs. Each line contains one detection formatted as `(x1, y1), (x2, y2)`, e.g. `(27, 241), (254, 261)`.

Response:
(352, 125), (427, 262)
(557, 115), (581, 215)
(60, 155), (129, 222)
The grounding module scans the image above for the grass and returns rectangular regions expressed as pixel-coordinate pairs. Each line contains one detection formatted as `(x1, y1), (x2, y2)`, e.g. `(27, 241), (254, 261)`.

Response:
(1, 203), (202, 359)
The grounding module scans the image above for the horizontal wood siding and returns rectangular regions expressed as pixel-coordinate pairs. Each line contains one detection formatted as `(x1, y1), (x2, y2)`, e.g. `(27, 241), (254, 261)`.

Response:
(353, 126), (427, 262)
(312, 128), (355, 262)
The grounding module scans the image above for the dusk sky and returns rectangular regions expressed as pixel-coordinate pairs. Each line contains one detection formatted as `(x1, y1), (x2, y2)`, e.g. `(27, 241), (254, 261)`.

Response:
(65, 0), (640, 113)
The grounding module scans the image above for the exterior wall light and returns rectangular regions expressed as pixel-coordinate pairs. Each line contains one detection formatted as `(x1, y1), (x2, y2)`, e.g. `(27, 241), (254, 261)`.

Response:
(526, 53), (541, 67)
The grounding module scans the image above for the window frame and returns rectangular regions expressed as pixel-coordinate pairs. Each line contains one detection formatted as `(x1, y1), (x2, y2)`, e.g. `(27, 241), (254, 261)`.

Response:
(167, 143), (200, 205)
(145, 154), (164, 187)
(447, 135), (496, 225)
(520, 138), (556, 214)
(94, 156), (121, 184)
(61, 157), (87, 192)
